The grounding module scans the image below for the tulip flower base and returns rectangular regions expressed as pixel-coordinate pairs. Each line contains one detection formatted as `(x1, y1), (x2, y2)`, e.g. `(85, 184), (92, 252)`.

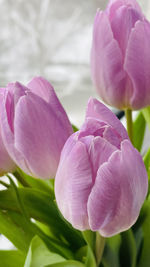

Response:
(0, 0), (150, 267)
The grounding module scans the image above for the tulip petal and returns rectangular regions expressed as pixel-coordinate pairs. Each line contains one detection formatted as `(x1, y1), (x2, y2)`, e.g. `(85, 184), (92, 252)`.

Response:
(91, 11), (132, 108)
(106, 0), (143, 20)
(13, 82), (28, 106)
(124, 20), (150, 109)
(0, 90), (30, 174)
(86, 98), (128, 140)
(0, 90), (16, 174)
(88, 140), (148, 237)
(111, 5), (142, 56)
(55, 140), (93, 230)
(79, 118), (105, 139)
(28, 77), (73, 135)
(14, 92), (70, 178)
(58, 132), (79, 164)
(27, 76), (55, 103)
(87, 136), (117, 183)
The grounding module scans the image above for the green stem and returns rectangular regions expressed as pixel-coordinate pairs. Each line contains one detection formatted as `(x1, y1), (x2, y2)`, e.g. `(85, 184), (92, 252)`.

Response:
(95, 232), (105, 267)
(0, 180), (10, 188)
(13, 169), (31, 187)
(125, 109), (133, 143)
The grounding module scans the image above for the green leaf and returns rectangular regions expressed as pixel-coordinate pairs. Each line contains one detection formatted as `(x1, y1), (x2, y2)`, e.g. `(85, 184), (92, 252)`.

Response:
(0, 250), (25, 267)
(142, 106), (150, 131)
(75, 245), (87, 263)
(133, 112), (146, 151)
(133, 227), (143, 262)
(0, 188), (84, 251)
(24, 236), (66, 267)
(119, 229), (137, 267)
(0, 209), (34, 252)
(46, 261), (85, 267)
(14, 169), (55, 198)
(143, 148), (150, 195)
(85, 246), (96, 267)
(102, 234), (121, 267)
(6, 175), (74, 258)
(137, 195), (150, 267)
(143, 148), (150, 182)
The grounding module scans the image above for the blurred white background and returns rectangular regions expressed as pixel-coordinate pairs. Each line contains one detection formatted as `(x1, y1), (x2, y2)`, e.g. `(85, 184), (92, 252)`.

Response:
(0, 0), (148, 127)
(0, 0), (150, 250)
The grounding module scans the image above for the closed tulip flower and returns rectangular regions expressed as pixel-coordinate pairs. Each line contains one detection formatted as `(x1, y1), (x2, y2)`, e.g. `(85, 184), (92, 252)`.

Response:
(91, 0), (150, 110)
(55, 98), (148, 237)
(0, 77), (73, 179)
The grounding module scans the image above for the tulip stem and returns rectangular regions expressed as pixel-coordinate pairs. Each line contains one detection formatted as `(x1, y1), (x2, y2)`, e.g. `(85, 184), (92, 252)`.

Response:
(125, 109), (133, 143)
(13, 170), (31, 187)
(95, 232), (105, 266)
(0, 180), (10, 188)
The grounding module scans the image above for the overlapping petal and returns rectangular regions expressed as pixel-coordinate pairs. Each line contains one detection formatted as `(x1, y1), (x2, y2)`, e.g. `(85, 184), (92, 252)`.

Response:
(55, 98), (148, 237)
(1, 90), (29, 174)
(124, 20), (150, 109)
(14, 92), (65, 178)
(91, 0), (150, 110)
(55, 140), (93, 230)
(28, 77), (73, 136)
(0, 77), (73, 179)
(106, 0), (143, 20)
(91, 11), (132, 109)
(86, 98), (128, 140)
(88, 140), (148, 237)
(0, 90), (16, 174)
(111, 5), (143, 56)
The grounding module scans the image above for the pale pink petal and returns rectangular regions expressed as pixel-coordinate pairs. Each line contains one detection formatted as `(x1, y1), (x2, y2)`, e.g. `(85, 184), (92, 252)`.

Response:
(14, 91), (71, 178)
(111, 5), (142, 56)
(0, 90), (30, 174)
(103, 126), (121, 148)
(86, 98), (128, 140)
(91, 11), (132, 108)
(88, 140), (148, 237)
(106, 0), (143, 21)
(55, 141), (93, 230)
(0, 90), (16, 174)
(27, 76), (55, 103)
(124, 20), (150, 109)
(58, 132), (79, 164)
(28, 77), (73, 136)
(13, 82), (28, 106)
(79, 118), (105, 139)
(86, 136), (117, 183)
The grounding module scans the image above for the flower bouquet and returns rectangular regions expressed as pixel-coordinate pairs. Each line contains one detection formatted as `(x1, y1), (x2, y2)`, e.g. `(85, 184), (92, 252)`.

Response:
(0, 0), (150, 266)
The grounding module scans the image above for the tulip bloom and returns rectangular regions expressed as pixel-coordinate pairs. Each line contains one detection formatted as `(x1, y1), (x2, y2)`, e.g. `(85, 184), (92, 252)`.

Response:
(0, 90), (16, 175)
(91, 0), (150, 110)
(0, 77), (73, 179)
(55, 98), (148, 237)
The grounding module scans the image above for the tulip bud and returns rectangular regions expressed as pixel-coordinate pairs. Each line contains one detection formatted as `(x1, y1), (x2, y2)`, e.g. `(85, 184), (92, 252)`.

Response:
(0, 77), (73, 179)
(55, 98), (148, 237)
(91, 0), (150, 110)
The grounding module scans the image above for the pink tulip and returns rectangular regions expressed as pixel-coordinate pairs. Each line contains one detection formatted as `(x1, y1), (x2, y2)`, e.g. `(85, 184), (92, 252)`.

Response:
(0, 89), (16, 175)
(91, 0), (150, 110)
(0, 77), (73, 179)
(55, 98), (148, 237)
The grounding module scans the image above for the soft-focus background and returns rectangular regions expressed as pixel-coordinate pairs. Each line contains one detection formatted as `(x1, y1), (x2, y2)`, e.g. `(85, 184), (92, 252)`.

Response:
(0, 0), (149, 249)
(0, 0), (149, 127)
